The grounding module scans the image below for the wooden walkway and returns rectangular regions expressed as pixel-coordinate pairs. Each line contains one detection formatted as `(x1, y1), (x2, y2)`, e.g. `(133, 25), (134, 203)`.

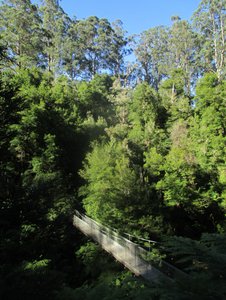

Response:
(73, 210), (188, 283)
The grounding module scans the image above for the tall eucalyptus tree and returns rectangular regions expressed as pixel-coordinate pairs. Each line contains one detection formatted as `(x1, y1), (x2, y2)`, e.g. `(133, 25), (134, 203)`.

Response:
(192, 0), (226, 80)
(41, 0), (71, 74)
(134, 26), (169, 89)
(0, 0), (43, 68)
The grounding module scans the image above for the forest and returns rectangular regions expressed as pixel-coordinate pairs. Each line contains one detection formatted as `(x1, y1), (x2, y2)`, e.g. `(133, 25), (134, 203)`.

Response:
(0, 0), (225, 299)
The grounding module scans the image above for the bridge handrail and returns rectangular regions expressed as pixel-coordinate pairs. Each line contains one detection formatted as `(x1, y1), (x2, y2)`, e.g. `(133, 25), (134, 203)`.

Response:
(74, 210), (122, 239)
(73, 210), (189, 280)
(74, 210), (134, 249)
(74, 210), (157, 247)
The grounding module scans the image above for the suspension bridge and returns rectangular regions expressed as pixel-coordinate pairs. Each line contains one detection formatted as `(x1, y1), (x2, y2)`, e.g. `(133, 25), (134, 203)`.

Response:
(73, 210), (188, 283)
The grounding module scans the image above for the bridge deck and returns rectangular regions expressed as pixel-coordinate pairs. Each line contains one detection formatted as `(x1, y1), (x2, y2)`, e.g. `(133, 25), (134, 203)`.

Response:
(73, 216), (166, 282)
(73, 211), (188, 283)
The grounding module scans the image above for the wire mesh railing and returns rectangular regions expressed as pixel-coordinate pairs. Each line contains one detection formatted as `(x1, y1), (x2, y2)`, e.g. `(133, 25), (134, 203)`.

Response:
(74, 210), (156, 247)
(73, 210), (189, 282)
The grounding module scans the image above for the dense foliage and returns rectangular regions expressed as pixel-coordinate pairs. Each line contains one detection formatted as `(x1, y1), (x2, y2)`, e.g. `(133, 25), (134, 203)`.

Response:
(0, 0), (225, 299)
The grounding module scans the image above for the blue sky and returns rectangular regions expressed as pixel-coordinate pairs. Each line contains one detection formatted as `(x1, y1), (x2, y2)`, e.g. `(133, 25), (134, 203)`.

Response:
(60, 0), (201, 35)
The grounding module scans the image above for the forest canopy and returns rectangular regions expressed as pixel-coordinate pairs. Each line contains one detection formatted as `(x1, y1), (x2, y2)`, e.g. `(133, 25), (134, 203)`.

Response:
(0, 0), (225, 299)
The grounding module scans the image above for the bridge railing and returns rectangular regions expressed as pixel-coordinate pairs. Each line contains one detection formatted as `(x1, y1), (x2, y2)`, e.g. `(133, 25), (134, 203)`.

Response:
(73, 210), (163, 282)
(74, 210), (155, 251)
(73, 210), (188, 281)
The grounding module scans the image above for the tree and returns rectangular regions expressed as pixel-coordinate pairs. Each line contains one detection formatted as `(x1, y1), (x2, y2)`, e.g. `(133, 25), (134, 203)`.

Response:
(79, 141), (140, 227)
(192, 0), (226, 80)
(62, 18), (81, 80)
(168, 18), (197, 94)
(66, 16), (114, 79)
(0, 67), (87, 298)
(108, 20), (132, 78)
(0, 34), (11, 68)
(190, 73), (226, 213)
(41, 0), (71, 73)
(156, 120), (197, 207)
(135, 26), (169, 89)
(128, 82), (158, 148)
(106, 78), (130, 139)
(0, 0), (44, 68)
(157, 74), (225, 234)
(159, 68), (192, 122)
(77, 74), (114, 124)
